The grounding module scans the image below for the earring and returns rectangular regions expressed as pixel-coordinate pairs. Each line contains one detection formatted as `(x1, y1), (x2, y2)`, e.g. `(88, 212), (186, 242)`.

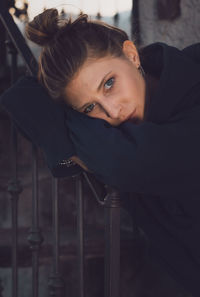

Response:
(138, 65), (145, 77)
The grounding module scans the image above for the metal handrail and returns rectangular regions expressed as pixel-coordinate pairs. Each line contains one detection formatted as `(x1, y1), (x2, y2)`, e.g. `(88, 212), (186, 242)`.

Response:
(0, 8), (37, 76)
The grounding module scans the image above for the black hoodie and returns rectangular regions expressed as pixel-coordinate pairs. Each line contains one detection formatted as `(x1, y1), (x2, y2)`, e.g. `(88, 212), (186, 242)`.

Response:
(65, 43), (200, 296)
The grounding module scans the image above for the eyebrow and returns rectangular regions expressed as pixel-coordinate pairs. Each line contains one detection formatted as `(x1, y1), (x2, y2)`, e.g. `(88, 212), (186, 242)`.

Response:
(75, 71), (112, 111)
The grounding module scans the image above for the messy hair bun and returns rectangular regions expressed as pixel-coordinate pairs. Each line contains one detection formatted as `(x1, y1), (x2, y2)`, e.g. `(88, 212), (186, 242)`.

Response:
(25, 8), (60, 46)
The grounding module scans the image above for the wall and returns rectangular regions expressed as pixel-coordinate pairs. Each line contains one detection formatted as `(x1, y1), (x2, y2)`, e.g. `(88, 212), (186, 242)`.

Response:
(139, 0), (200, 48)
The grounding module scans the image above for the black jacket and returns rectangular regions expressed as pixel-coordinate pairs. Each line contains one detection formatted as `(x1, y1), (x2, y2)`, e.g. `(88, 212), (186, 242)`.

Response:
(65, 42), (200, 296)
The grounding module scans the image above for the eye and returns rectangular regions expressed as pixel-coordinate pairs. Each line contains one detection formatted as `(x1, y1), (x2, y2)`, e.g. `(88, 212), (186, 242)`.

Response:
(104, 77), (115, 90)
(83, 103), (96, 114)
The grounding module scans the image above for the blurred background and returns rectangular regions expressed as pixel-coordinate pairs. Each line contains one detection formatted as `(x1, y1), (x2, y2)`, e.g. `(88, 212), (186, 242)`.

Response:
(0, 1), (200, 297)
(1, 0), (200, 73)
(11, 0), (200, 52)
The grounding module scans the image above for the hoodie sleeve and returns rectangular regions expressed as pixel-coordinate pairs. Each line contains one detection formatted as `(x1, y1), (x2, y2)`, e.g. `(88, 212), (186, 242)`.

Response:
(0, 76), (82, 177)
(66, 106), (200, 196)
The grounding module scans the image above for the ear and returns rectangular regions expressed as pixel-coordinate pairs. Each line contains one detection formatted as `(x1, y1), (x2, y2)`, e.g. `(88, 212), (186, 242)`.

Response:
(122, 40), (140, 68)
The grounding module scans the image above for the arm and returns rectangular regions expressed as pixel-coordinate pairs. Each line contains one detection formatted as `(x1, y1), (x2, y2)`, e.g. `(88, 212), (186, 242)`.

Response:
(0, 76), (81, 177)
(66, 106), (200, 196)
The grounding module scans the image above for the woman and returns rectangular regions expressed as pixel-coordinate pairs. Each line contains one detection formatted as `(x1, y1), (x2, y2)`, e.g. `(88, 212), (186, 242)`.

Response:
(25, 8), (200, 296)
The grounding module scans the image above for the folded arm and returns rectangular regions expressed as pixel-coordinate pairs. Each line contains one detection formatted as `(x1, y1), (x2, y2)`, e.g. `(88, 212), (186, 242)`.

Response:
(66, 106), (200, 196)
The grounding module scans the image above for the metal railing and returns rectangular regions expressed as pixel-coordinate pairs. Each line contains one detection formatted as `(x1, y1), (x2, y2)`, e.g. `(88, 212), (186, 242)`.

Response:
(0, 4), (122, 297)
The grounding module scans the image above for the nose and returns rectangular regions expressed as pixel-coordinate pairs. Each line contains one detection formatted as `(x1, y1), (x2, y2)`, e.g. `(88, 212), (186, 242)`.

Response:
(100, 97), (122, 119)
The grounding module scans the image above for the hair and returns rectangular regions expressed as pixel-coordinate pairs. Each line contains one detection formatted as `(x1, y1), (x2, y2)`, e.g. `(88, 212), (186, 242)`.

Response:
(25, 8), (129, 102)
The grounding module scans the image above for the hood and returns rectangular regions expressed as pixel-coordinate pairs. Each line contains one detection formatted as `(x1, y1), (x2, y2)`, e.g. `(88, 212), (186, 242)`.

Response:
(140, 42), (200, 124)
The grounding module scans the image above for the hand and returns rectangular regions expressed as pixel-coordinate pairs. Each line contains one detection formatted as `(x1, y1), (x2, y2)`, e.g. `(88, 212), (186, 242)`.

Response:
(70, 156), (90, 172)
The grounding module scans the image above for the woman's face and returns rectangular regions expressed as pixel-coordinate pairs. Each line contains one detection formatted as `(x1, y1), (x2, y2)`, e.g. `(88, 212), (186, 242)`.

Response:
(65, 40), (146, 126)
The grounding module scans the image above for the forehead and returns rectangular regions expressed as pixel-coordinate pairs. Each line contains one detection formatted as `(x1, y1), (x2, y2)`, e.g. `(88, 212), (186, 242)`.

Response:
(66, 55), (125, 94)
(71, 56), (116, 84)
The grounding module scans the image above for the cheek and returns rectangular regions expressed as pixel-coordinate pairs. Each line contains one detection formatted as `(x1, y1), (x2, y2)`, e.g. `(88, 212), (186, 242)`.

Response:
(119, 72), (138, 97)
(120, 81), (137, 104)
(128, 75), (144, 99)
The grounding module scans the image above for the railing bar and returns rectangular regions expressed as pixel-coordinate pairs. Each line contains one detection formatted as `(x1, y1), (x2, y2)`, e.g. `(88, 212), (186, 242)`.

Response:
(0, 278), (4, 297)
(52, 177), (59, 274)
(104, 190), (121, 297)
(32, 253), (39, 297)
(48, 178), (65, 296)
(75, 174), (85, 297)
(31, 144), (40, 297)
(11, 194), (18, 297)
(11, 124), (18, 297)
(32, 145), (39, 228)
(0, 9), (38, 75)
